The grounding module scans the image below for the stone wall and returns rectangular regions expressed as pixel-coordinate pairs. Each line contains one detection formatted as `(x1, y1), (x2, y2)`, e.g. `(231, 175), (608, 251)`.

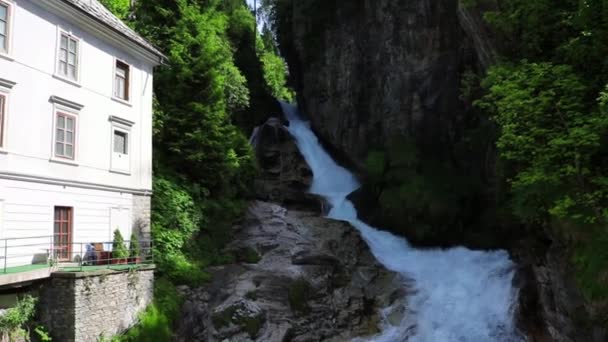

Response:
(39, 267), (154, 342)
(132, 194), (151, 241)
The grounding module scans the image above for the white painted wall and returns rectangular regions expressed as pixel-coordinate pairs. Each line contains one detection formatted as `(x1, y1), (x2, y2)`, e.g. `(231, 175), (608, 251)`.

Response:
(0, 0), (157, 268)
(0, 178), (133, 267)
(0, 0), (154, 192)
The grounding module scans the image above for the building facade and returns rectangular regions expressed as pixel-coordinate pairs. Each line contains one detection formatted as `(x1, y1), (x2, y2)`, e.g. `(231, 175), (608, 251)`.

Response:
(0, 0), (163, 267)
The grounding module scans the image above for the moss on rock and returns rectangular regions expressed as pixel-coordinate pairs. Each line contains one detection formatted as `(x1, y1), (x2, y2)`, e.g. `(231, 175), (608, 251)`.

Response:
(288, 278), (313, 314)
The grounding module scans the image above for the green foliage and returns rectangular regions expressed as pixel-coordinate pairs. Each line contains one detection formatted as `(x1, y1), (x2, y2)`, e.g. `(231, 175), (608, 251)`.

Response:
(119, 278), (182, 342)
(261, 25), (279, 55)
(363, 136), (485, 244)
(211, 306), (264, 338)
(120, 305), (170, 342)
(477, 62), (608, 224)
(573, 228), (608, 301)
(469, 0), (608, 316)
(233, 247), (261, 264)
(112, 230), (129, 259)
(136, 0), (257, 196)
(365, 151), (387, 181)
(483, 0), (608, 90)
(151, 176), (206, 285)
(34, 326), (52, 341)
(0, 295), (37, 339)
(288, 278), (313, 314)
(98, 0), (131, 21)
(98, 334), (121, 342)
(129, 232), (140, 259)
(245, 290), (258, 301)
(260, 51), (294, 101)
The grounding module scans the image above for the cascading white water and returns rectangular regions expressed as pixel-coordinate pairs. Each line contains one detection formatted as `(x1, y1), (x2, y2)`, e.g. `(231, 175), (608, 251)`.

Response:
(281, 102), (523, 342)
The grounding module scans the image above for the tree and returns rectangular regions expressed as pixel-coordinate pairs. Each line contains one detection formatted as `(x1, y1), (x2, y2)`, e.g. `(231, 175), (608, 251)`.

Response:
(98, 0), (131, 21)
(477, 62), (608, 224)
(112, 229), (129, 259)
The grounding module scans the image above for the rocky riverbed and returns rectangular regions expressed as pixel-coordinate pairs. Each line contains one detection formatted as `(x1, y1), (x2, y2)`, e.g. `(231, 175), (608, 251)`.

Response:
(174, 118), (408, 341)
(175, 201), (408, 342)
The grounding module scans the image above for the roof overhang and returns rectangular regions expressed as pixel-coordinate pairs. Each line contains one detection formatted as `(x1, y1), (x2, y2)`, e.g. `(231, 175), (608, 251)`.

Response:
(35, 0), (166, 66)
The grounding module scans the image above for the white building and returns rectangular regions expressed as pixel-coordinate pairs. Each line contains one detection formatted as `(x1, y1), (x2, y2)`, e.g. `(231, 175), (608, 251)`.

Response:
(0, 0), (164, 267)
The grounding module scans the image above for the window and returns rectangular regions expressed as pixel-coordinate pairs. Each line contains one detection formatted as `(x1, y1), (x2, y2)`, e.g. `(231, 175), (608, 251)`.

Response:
(0, 2), (9, 53)
(54, 206), (73, 261)
(111, 127), (130, 173)
(0, 94), (4, 148)
(114, 60), (130, 101)
(55, 113), (75, 159)
(113, 130), (128, 154)
(58, 33), (79, 80)
(109, 116), (133, 174)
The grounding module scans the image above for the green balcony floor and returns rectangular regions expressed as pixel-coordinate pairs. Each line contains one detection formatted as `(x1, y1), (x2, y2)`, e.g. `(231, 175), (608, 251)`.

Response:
(0, 264), (50, 275)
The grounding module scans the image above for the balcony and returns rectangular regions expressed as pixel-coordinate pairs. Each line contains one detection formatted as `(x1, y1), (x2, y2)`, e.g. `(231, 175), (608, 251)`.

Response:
(0, 235), (153, 287)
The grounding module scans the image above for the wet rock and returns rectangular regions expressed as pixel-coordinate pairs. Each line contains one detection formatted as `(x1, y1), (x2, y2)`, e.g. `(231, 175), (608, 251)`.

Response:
(175, 201), (409, 341)
(251, 118), (325, 212)
(513, 235), (608, 342)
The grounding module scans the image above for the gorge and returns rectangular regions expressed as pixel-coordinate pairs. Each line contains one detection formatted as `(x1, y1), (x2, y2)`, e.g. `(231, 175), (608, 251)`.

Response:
(90, 1), (608, 340)
(281, 102), (522, 341)
(262, 0), (608, 340)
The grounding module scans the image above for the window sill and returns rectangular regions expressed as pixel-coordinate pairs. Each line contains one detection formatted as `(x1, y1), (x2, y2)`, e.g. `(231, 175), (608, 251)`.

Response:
(49, 157), (79, 167)
(111, 96), (133, 107)
(0, 52), (14, 62)
(52, 74), (82, 88)
(109, 169), (131, 176)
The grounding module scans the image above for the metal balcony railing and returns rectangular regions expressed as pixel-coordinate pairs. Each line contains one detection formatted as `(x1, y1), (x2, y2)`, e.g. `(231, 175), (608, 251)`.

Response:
(0, 235), (154, 274)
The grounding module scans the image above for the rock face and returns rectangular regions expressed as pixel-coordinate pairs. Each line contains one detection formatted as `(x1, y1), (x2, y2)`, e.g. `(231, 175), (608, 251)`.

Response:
(251, 118), (324, 211)
(175, 201), (407, 342)
(277, 0), (489, 168)
(514, 235), (608, 342)
(274, 0), (506, 251)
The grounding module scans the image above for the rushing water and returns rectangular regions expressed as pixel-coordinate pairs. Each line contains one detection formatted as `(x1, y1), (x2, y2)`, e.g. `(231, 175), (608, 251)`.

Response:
(280, 102), (523, 342)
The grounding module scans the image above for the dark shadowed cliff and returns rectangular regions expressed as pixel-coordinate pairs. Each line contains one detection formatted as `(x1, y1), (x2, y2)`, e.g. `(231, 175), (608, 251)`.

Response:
(273, 0), (503, 249)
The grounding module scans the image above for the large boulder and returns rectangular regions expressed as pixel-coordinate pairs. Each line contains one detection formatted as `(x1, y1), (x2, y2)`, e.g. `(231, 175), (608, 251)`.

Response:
(251, 118), (324, 211)
(175, 201), (408, 342)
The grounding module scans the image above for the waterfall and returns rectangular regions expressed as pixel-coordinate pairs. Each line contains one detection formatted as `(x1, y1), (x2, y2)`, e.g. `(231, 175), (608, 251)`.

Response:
(281, 102), (523, 342)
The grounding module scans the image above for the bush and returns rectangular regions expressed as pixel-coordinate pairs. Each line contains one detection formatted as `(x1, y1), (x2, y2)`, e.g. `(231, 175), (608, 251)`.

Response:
(0, 295), (37, 340)
(129, 232), (141, 259)
(119, 278), (182, 342)
(112, 230), (129, 260)
(121, 305), (170, 342)
(477, 62), (608, 224)
(288, 279), (313, 314)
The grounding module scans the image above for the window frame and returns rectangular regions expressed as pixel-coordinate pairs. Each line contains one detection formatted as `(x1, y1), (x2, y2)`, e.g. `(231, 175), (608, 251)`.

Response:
(109, 117), (133, 175)
(54, 29), (81, 85)
(0, 0), (13, 58)
(112, 58), (132, 104)
(50, 104), (79, 165)
(54, 112), (77, 160)
(112, 126), (131, 156)
(0, 93), (6, 149)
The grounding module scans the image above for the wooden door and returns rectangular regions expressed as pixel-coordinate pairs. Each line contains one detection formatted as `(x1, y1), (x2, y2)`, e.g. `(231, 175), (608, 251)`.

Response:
(54, 207), (72, 261)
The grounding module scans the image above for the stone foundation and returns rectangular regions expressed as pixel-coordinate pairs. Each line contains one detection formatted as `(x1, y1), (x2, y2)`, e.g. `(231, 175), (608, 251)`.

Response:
(39, 266), (154, 342)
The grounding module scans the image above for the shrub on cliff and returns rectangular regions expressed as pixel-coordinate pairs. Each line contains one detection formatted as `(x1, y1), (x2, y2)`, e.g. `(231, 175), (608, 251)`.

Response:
(477, 62), (608, 303)
(0, 295), (37, 341)
(477, 62), (608, 225)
